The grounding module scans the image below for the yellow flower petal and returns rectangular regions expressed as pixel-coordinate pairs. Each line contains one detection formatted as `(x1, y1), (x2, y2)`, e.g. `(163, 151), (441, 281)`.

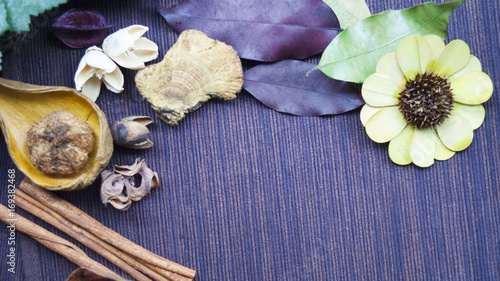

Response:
(451, 71), (493, 105)
(434, 130), (455, 161)
(423, 34), (445, 68)
(397, 35), (432, 80)
(449, 55), (482, 80)
(452, 103), (485, 130)
(365, 106), (406, 143)
(360, 104), (382, 127)
(388, 125), (414, 165)
(435, 113), (473, 151)
(376, 53), (405, 84)
(361, 73), (401, 107)
(432, 40), (470, 76)
(410, 127), (436, 168)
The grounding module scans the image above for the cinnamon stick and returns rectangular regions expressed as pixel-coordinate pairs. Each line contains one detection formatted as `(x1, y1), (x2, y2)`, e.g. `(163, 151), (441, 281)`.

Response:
(0, 203), (126, 281)
(16, 189), (183, 281)
(19, 178), (196, 279)
(15, 190), (154, 281)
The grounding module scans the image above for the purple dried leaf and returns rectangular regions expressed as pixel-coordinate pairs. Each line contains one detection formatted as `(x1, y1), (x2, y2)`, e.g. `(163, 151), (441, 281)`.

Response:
(243, 60), (364, 116)
(158, 0), (340, 62)
(53, 9), (115, 48)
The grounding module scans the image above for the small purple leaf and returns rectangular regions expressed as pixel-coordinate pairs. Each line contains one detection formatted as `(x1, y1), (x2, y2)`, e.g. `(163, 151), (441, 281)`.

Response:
(52, 9), (115, 49)
(243, 60), (364, 116)
(158, 0), (340, 62)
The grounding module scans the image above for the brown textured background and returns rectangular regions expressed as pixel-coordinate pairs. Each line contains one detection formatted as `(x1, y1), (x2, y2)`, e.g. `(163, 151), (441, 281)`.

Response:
(1, 0), (499, 280)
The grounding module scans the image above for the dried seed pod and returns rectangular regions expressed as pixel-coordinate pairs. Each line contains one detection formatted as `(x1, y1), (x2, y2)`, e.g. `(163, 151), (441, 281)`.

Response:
(27, 110), (95, 176)
(110, 116), (153, 149)
(100, 158), (159, 211)
(53, 9), (115, 49)
(135, 29), (244, 126)
(0, 78), (113, 191)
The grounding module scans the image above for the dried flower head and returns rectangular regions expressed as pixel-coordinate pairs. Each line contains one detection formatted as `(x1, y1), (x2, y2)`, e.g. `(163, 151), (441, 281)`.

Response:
(361, 35), (493, 167)
(74, 46), (124, 101)
(101, 158), (159, 210)
(27, 110), (95, 175)
(102, 25), (158, 70)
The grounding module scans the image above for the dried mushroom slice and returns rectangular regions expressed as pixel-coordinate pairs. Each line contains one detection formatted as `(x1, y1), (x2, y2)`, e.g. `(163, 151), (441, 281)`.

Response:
(135, 29), (244, 125)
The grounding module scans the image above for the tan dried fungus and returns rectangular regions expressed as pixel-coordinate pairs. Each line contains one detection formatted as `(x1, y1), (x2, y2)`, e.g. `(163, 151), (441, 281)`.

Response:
(27, 110), (95, 176)
(135, 29), (244, 125)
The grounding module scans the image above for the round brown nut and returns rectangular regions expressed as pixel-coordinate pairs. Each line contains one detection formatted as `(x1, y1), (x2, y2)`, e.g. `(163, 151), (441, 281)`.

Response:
(27, 110), (95, 176)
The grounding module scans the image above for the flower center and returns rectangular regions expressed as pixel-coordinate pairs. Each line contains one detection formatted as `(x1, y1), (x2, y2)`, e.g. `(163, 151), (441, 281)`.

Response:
(397, 71), (453, 129)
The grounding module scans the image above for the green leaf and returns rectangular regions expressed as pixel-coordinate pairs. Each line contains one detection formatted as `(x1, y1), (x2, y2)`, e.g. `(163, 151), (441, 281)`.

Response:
(1, 0), (67, 33)
(322, 0), (371, 29)
(316, 0), (463, 83)
(0, 1), (9, 35)
(0, 0), (67, 71)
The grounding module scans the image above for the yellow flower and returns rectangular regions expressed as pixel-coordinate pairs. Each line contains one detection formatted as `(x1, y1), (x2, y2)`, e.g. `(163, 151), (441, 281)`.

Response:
(361, 35), (493, 167)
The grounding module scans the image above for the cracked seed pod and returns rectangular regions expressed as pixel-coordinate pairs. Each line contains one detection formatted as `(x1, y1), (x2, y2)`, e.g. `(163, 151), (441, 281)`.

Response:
(100, 158), (159, 210)
(0, 78), (113, 191)
(110, 116), (153, 149)
(135, 29), (244, 126)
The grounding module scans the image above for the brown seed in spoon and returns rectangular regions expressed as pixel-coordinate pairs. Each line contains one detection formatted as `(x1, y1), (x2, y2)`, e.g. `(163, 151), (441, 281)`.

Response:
(27, 110), (95, 176)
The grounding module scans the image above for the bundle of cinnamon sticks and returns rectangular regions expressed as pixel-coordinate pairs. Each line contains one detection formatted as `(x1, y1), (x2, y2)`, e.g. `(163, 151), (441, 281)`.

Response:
(5, 178), (196, 281)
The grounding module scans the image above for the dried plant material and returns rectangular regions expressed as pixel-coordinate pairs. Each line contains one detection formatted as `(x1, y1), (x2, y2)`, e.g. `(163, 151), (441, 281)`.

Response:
(110, 116), (153, 149)
(0, 78), (113, 191)
(75, 46), (124, 101)
(158, 0), (339, 62)
(27, 110), (95, 176)
(101, 158), (159, 210)
(18, 178), (196, 279)
(102, 25), (158, 70)
(53, 9), (115, 49)
(66, 268), (122, 281)
(1, 0), (68, 33)
(243, 60), (363, 115)
(135, 29), (243, 125)
(16, 188), (175, 281)
(0, 203), (126, 281)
